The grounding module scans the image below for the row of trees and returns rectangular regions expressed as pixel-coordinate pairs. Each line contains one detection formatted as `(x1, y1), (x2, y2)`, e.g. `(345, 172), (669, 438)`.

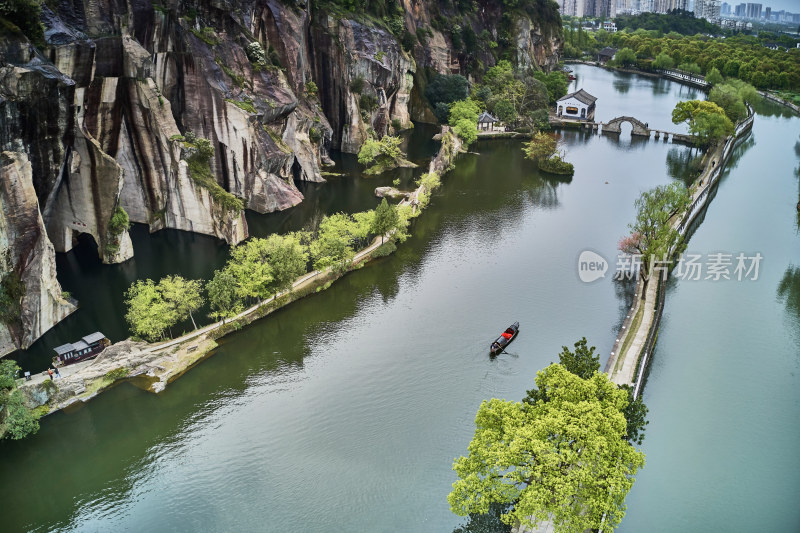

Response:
(603, 32), (800, 91)
(125, 200), (408, 341)
(449, 338), (648, 532)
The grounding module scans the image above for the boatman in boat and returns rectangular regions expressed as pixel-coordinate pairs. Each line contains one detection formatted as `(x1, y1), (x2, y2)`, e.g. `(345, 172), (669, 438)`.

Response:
(491, 341), (501, 352)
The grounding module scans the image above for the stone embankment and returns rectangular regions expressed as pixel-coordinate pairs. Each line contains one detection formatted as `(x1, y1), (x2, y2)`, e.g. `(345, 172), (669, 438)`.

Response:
(18, 126), (465, 416)
(605, 106), (756, 399)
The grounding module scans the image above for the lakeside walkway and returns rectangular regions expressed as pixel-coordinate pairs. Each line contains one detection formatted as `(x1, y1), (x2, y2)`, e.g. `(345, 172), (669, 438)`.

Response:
(604, 109), (754, 396)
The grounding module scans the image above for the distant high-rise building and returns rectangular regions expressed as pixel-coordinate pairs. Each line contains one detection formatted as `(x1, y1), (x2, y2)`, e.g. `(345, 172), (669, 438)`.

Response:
(745, 2), (761, 19)
(695, 0), (722, 21)
(721, 2), (731, 15)
(764, 6), (770, 20)
(653, 0), (688, 13)
(735, 3), (746, 16)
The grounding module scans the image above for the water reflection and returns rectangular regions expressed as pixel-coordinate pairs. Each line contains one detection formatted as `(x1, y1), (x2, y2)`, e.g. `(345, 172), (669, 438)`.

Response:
(451, 503), (512, 533)
(665, 146), (703, 186)
(777, 266), (800, 327)
(613, 78), (631, 94)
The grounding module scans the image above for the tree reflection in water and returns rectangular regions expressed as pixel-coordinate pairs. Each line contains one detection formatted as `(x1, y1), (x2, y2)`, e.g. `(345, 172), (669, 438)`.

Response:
(452, 502), (513, 533)
(777, 266), (800, 327)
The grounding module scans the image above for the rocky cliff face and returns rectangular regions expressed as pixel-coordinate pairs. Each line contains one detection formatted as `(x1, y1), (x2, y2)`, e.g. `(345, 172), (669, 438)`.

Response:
(0, 0), (561, 355)
(311, 14), (415, 153)
(0, 152), (76, 355)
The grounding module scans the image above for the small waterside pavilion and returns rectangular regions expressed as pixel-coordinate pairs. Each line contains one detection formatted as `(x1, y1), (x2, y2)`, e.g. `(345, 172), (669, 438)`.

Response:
(477, 111), (498, 132)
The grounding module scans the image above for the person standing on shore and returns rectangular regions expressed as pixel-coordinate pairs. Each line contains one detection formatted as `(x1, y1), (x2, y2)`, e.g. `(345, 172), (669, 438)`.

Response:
(47, 368), (54, 381)
(54, 367), (61, 378)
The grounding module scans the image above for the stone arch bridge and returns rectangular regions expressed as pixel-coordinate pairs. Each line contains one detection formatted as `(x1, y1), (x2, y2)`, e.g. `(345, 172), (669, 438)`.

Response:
(602, 116), (650, 136)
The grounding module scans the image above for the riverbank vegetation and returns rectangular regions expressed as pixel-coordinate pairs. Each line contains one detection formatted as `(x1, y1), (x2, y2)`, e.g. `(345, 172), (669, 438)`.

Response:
(619, 182), (691, 284)
(671, 100), (733, 147)
(449, 338), (647, 532)
(707, 81), (759, 123)
(425, 59), (567, 139)
(357, 135), (415, 174)
(523, 131), (575, 175)
(125, 203), (410, 340)
(0, 359), (42, 440)
(564, 13), (800, 95)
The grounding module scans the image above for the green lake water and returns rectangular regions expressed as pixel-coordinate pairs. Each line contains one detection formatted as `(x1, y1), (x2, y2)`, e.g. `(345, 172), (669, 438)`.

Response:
(0, 65), (797, 532)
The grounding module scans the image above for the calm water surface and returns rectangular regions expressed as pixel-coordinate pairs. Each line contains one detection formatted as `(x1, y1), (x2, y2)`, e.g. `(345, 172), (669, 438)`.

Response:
(619, 100), (800, 532)
(1, 65), (796, 532)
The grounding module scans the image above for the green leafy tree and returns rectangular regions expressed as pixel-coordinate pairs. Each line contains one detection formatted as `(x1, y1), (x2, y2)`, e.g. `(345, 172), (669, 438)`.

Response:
(653, 52), (675, 69)
(522, 131), (557, 161)
(0, 359), (20, 390)
(352, 210), (377, 248)
(523, 132), (574, 175)
(621, 182), (691, 281)
(0, 271), (24, 328)
(677, 61), (701, 74)
(493, 99), (516, 124)
(261, 234), (309, 292)
(425, 74), (470, 109)
(310, 213), (358, 271)
(523, 338), (649, 444)
(206, 268), (243, 322)
(708, 84), (748, 122)
(449, 364), (645, 532)
(449, 100), (481, 124)
(555, 337), (599, 379)
(705, 66), (723, 86)
(615, 47), (638, 67)
(371, 198), (399, 243)
(125, 279), (179, 341)
(357, 136), (408, 174)
(531, 71), (568, 103)
(158, 275), (205, 330)
(2, 390), (40, 440)
(228, 239), (275, 302)
(0, 0), (45, 47)
(448, 100), (480, 146)
(452, 502), (513, 533)
(453, 118), (478, 146)
(672, 100), (733, 146)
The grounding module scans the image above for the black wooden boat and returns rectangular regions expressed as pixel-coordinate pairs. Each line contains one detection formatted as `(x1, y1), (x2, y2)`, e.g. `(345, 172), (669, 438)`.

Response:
(490, 322), (519, 355)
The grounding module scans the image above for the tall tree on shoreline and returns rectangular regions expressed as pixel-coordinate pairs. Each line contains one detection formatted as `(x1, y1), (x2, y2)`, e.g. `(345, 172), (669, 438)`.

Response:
(158, 275), (204, 330)
(206, 268), (242, 323)
(449, 364), (645, 532)
(619, 182), (691, 284)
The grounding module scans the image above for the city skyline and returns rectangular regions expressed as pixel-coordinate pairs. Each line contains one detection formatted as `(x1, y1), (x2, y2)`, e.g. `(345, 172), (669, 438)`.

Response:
(751, 0), (797, 12)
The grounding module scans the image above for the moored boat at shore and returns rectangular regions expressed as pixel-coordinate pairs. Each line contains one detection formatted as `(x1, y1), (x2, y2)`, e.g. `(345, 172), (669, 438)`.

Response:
(52, 332), (110, 367)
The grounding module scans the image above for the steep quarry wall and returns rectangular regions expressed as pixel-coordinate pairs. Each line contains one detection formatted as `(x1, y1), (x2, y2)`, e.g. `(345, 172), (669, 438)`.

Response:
(0, 152), (75, 355)
(0, 0), (561, 355)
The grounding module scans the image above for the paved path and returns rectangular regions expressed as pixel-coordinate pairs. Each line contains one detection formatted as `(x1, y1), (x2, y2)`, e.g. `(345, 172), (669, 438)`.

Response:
(605, 129), (737, 389)
(610, 278), (658, 386)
